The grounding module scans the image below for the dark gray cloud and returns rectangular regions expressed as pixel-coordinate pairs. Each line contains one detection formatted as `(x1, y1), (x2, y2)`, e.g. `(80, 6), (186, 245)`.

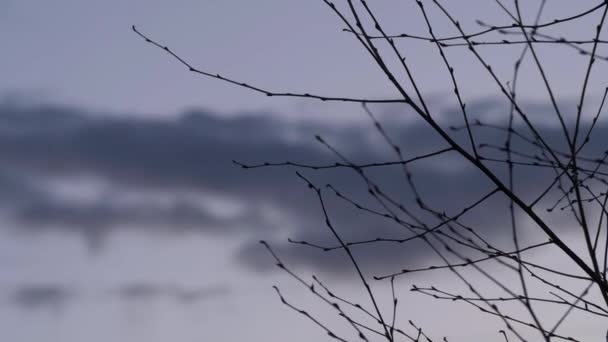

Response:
(11, 284), (73, 311)
(112, 283), (229, 304)
(8, 283), (228, 311)
(0, 100), (605, 276)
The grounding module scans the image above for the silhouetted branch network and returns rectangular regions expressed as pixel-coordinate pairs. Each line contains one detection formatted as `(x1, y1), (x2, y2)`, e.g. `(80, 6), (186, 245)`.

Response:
(136, 0), (608, 340)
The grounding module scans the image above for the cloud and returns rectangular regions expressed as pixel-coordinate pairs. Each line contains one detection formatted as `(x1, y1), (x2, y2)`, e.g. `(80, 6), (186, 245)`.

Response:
(8, 282), (228, 311)
(112, 283), (229, 304)
(11, 284), (73, 311)
(0, 99), (605, 275)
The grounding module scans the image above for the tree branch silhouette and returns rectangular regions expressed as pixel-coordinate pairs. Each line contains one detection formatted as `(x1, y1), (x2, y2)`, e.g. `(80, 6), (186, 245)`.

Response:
(136, 0), (608, 340)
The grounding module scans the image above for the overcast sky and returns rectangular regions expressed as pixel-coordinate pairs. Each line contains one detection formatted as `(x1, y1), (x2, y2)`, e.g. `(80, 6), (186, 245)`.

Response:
(2, 0), (608, 341)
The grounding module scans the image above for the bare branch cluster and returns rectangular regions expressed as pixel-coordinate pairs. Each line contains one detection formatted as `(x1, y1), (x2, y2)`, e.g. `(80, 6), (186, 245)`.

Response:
(136, 0), (608, 340)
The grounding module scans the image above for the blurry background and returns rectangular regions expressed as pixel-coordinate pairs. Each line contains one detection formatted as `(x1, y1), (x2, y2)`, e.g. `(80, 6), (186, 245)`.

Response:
(2, 0), (608, 341)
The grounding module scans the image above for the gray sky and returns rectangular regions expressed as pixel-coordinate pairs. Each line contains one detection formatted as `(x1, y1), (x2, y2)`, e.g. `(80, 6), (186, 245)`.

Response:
(3, 0), (604, 115)
(2, 0), (608, 341)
